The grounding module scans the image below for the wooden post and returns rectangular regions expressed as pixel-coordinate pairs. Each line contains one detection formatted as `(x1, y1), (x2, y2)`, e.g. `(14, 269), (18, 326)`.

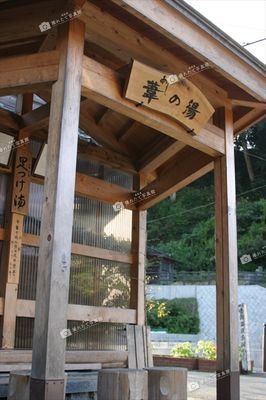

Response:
(1, 94), (32, 349)
(97, 369), (148, 400)
(131, 175), (147, 325)
(29, 19), (85, 400)
(215, 105), (240, 400)
(146, 367), (187, 400)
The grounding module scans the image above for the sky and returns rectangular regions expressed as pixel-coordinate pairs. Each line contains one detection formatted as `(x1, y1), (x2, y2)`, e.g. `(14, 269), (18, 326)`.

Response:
(184, 0), (266, 64)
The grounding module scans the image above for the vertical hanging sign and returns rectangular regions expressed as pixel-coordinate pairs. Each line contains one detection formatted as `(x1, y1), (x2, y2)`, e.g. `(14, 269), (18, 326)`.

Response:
(11, 142), (31, 215)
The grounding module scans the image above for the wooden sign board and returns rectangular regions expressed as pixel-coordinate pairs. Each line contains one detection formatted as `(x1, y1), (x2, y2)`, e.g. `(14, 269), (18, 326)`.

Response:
(7, 213), (23, 283)
(124, 60), (214, 135)
(11, 146), (32, 215)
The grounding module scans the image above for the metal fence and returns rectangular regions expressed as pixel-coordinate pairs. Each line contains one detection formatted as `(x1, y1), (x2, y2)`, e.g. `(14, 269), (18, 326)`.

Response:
(148, 270), (266, 286)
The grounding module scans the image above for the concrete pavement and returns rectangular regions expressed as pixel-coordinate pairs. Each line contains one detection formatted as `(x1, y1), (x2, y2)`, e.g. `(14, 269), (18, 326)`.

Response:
(188, 371), (266, 400)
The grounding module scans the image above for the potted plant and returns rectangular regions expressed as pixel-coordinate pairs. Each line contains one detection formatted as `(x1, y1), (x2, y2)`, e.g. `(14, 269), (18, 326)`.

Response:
(196, 340), (217, 372)
(153, 342), (198, 370)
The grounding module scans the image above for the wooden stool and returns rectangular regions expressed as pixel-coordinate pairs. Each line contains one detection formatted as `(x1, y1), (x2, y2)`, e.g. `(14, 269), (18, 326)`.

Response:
(8, 371), (30, 400)
(97, 369), (148, 400)
(146, 367), (187, 400)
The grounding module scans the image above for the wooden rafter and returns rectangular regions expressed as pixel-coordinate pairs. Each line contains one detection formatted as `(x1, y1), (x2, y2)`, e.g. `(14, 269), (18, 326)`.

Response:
(234, 109), (266, 135)
(78, 142), (137, 174)
(110, 0), (266, 101)
(138, 137), (186, 174)
(0, 109), (21, 132)
(117, 121), (138, 143)
(80, 100), (131, 155)
(232, 100), (266, 109)
(80, 1), (228, 108)
(19, 100), (137, 171)
(137, 147), (214, 209)
(0, 0), (86, 45)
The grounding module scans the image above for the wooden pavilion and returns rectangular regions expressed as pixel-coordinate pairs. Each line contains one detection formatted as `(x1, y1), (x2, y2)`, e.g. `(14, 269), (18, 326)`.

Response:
(0, 0), (265, 399)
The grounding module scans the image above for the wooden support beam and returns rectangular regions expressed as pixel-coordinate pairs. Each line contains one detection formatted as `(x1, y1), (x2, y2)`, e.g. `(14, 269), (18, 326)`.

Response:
(233, 109), (265, 135)
(110, 0), (265, 101)
(15, 300), (136, 324)
(215, 106), (240, 400)
(0, 0), (86, 44)
(138, 138), (185, 174)
(22, 97), (133, 158)
(20, 103), (137, 173)
(232, 100), (266, 109)
(30, 19), (85, 399)
(96, 108), (132, 155)
(22, 232), (134, 264)
(0, 110), (21, 133)
(0, 51), (59, 96)
(82, 56), (225, 157)
(79, 100), (131, 155)
(75, 172), (135, 207)
(78, 141), (137, 174)
(21, 103), (50, 135)
(130, 175), (147, 325)
(0, 349), (128, 365)
(117, 121), (137, 143)
(80, 1), (228, 108)
(137, 148), (213, 210)
(30, 170), (135, 208)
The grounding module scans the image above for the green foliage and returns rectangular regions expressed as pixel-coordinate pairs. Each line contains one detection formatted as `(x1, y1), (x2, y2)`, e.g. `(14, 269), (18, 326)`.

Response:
(171, 342), (195, 358)
(170, 341), (244, 360)
(196, 340), (216, 360)
(146, 298), (200, 334)
(147, 120), (266, 273)
(171, 340), (217, 360)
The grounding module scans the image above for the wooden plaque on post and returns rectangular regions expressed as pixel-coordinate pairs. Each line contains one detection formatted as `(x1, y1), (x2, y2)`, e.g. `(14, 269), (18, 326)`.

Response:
(11, 143), (31, 215)
(124, 60), (214, 135)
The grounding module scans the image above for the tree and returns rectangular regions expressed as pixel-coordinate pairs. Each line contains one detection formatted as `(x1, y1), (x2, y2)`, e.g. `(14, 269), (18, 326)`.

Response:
(147, 119), (266, 273)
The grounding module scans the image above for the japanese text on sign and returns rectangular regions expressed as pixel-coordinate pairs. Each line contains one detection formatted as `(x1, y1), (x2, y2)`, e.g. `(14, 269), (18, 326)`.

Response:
(11, 148), (31, 215)
(124, 60), (214, 135)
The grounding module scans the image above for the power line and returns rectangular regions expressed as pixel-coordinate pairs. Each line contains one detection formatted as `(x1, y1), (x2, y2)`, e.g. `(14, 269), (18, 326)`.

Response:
(243, 38), (266, 47)
(235, 148), (266, 163)
(147, 184), (266, 226)
(147, 202), (214, 224)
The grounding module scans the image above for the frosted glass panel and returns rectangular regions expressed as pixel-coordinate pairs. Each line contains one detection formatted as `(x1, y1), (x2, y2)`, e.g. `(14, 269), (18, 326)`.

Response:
(18, 248), (131, 309)
(24, 183), (132, 253)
